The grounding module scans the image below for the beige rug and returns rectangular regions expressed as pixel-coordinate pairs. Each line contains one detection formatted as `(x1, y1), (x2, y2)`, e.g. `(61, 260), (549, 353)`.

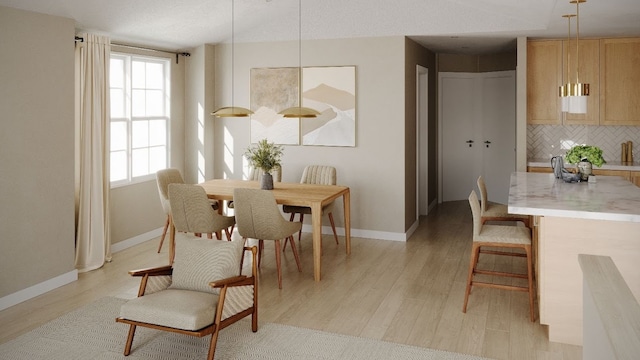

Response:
(0, 297), (493, 359)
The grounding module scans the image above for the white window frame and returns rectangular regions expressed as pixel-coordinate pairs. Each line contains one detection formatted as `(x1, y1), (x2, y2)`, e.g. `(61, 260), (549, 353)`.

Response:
(109, 52), (170, 187)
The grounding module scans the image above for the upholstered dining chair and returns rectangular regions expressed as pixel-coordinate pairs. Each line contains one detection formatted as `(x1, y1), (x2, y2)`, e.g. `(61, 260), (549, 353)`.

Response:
(464, 190), (535, 322)
(156, 169), (220, 253)
(232, 188), (302, 289)
(282, 165), (339, 248)
(116, 235), (258, 360)
(156, 169), (185, 253)
(168, 183), (235, 243)
(477, 176), (531, 228)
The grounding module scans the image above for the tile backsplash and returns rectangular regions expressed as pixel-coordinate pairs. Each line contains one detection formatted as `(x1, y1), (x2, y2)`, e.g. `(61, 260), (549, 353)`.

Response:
(527, 125), (640, 162)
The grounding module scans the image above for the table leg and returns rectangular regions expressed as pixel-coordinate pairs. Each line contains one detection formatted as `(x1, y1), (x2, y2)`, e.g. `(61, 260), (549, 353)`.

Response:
(343, 190), (351, 255)
(311, 202), (323, 281)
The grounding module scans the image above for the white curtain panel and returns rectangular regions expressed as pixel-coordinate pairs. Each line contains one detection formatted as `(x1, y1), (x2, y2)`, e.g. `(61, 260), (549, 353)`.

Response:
(74, 33), (111, 272)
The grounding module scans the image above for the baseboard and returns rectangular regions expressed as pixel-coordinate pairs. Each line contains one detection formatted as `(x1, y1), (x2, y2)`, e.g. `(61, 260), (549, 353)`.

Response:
(111, 227), (163, 253)
(0, 270), (78, 311)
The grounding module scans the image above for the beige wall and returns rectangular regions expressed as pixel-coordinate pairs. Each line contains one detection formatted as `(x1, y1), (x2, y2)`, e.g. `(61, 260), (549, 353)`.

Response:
(0, 7), (76, 299)
(404, 38), (437, 230)
(438, 52), (517, 72)
(211, 37), (409, 235)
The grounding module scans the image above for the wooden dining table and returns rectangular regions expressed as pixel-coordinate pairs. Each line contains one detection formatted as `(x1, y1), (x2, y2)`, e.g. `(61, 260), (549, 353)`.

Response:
(171, 179), (351, 282)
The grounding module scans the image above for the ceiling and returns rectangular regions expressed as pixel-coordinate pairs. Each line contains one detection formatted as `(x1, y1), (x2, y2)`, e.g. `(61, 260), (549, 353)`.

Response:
(1, 0), (639, 54)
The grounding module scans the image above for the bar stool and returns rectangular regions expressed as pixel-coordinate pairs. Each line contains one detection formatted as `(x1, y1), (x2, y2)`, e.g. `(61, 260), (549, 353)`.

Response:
(477, 176), (531, 228)
(463, 190), (535, 322)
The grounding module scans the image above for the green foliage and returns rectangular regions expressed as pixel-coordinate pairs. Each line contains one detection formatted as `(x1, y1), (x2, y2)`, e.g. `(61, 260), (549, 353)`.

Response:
(565, 145), (606, 167)
(244, 139), (283, 174)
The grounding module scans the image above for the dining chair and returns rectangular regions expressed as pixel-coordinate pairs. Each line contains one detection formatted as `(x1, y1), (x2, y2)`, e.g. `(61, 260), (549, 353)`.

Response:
(463, 190), (535, 322)
(477, 176), (531, 228)
(116, 235), (258, 360)
(282, 165), (339, 249)
(156, 169), (186, 253)
(168, 184), (235, 243)
(232, 188), (302, 289)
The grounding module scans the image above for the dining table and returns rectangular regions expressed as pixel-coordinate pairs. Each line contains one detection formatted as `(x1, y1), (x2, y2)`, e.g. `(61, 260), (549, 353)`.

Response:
(170, 179), (351, 282)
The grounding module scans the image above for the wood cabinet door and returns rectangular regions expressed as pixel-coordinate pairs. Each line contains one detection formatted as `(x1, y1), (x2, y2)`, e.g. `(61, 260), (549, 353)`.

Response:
(600, 38), (640, 125)
(527, 41), (562, 125)
(592, 169), (631, 180)
(630, 171), (640, 187)
(563, 39), (600, 125)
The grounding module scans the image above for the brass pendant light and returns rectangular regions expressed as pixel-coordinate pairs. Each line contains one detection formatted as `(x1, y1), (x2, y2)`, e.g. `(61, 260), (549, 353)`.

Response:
(278, 0), (320, 118)
(212, 0), (253, 117)
(559, 14), (575, 113)
(568, 0), (589, 114)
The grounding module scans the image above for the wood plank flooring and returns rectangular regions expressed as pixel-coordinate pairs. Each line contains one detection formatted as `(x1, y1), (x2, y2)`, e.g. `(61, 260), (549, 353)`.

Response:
(0, 201), (582, 359)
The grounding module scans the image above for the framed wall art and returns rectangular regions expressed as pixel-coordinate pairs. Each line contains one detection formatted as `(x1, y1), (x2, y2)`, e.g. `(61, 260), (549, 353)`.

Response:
(301, 66), (356, 147)
(250, 67), (300, 145)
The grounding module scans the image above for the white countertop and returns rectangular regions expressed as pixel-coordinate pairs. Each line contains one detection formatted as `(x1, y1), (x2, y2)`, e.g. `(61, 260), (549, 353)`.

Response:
(528, 158), (640, 171)
(508, 172), (640, 223)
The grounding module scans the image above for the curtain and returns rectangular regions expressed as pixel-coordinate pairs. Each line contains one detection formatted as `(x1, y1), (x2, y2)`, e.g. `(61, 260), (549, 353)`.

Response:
(74, 33), (111, 272)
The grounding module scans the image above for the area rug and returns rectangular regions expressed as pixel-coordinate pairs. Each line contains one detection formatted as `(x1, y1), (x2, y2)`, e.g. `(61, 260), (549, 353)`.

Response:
(0, 297), (492, 359)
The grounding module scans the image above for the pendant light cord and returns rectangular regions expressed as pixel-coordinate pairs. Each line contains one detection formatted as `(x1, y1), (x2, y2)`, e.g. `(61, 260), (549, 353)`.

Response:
(232, 0), (236, 109)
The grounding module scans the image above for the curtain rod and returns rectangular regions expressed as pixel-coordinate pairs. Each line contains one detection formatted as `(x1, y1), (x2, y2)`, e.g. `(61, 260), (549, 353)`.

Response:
(74, 36), (190, 64)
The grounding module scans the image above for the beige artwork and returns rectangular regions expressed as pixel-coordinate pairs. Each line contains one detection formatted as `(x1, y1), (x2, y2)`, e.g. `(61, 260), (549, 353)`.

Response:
(250, 67), (300, 145)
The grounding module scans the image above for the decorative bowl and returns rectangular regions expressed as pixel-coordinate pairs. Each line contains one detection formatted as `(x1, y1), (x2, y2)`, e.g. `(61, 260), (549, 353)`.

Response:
(562, 172), (582, 183)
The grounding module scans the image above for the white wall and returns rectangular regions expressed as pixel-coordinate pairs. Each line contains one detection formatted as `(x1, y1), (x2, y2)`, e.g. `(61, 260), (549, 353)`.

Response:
(210, 37), (408, 235)
(0, 6), (76, 302)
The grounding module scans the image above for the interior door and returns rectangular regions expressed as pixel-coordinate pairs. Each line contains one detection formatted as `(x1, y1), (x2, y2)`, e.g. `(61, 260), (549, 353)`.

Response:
(440, 71), (516, 203)
(481, 71), (516, 204)
(440, 74), (481, 202)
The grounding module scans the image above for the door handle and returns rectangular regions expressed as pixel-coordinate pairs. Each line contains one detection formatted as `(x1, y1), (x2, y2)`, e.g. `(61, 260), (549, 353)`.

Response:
(466, 140), (474, 147)
(484, 140), (491, 148)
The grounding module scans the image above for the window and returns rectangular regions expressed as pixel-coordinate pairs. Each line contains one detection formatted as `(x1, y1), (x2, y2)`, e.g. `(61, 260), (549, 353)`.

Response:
(109, 53), (170, 185)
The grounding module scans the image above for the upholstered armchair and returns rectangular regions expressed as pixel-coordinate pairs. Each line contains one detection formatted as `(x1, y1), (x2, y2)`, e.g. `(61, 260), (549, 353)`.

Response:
(116, 235), (258, 359)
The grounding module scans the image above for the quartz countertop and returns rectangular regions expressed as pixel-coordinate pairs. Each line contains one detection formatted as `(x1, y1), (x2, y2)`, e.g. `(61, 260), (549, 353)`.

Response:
(528, 158), (640, 171)
(508, 172), (640, 223)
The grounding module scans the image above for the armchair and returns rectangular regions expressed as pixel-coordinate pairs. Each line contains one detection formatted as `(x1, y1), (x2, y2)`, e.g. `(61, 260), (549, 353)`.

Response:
(116, 235), (258, 359)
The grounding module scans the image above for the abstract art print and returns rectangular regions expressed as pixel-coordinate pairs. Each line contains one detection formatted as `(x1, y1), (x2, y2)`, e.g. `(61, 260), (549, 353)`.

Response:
(250, 67), (300, 145)
(301, 66), (356, 147)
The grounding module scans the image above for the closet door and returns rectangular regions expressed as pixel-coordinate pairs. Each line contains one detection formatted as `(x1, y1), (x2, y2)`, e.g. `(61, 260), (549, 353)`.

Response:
(440, 71), (515, 203)
(440, 73), (482, 202)
(481, 71), (516, 204)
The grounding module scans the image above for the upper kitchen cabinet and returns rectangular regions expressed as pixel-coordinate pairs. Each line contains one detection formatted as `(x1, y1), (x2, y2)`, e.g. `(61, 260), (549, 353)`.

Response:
(600, 38), (640, 126)
(527, 40), (562, 125)
(563, 39), (600, 125)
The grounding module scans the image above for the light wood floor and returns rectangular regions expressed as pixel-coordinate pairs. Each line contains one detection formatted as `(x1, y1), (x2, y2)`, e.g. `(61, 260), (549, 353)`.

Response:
(0, 201), (582, 359)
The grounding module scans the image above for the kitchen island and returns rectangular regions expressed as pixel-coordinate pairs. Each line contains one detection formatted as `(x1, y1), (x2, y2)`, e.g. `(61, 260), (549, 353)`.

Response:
(508, 172), (640, 345)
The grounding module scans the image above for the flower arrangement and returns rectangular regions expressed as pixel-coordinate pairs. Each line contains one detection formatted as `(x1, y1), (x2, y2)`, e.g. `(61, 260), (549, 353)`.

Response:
(244, 139), (283, 175)
(565, 145), (606, 167)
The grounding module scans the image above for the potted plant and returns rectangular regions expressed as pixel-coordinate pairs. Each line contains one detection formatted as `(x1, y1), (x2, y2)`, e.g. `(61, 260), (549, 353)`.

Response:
(565, 145), (606, 181)
(244, 139), (283, 190)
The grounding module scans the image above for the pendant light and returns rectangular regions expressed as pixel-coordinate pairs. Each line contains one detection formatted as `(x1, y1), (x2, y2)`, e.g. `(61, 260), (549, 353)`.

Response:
(212, 0), (253, 117)
(278, 0), (320, 118)
(559, 14), (575, 113)
(568, 0), (589, 114)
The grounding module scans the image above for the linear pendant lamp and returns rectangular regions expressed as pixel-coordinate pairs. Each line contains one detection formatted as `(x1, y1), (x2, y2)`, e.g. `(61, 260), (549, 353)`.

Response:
(278, 0), (320, 118)
(559, 14), (575, 113)
(212, 0), (253, 117)
(568, 0), (589, 114)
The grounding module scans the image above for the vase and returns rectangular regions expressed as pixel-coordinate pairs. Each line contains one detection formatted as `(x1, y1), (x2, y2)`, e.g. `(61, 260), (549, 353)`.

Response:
(577, 160), (592, 181)
(260, 173), (274, 190)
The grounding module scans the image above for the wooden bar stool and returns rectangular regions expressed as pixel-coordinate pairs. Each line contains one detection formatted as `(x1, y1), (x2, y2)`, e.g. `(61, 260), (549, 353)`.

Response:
(477, 176), (531, 228)
(463, 190), (535, 322)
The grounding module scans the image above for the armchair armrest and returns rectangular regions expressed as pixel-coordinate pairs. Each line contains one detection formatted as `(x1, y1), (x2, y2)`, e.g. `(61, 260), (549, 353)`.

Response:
(209, 275), (249, 288)
(128, 264), (173, 277)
